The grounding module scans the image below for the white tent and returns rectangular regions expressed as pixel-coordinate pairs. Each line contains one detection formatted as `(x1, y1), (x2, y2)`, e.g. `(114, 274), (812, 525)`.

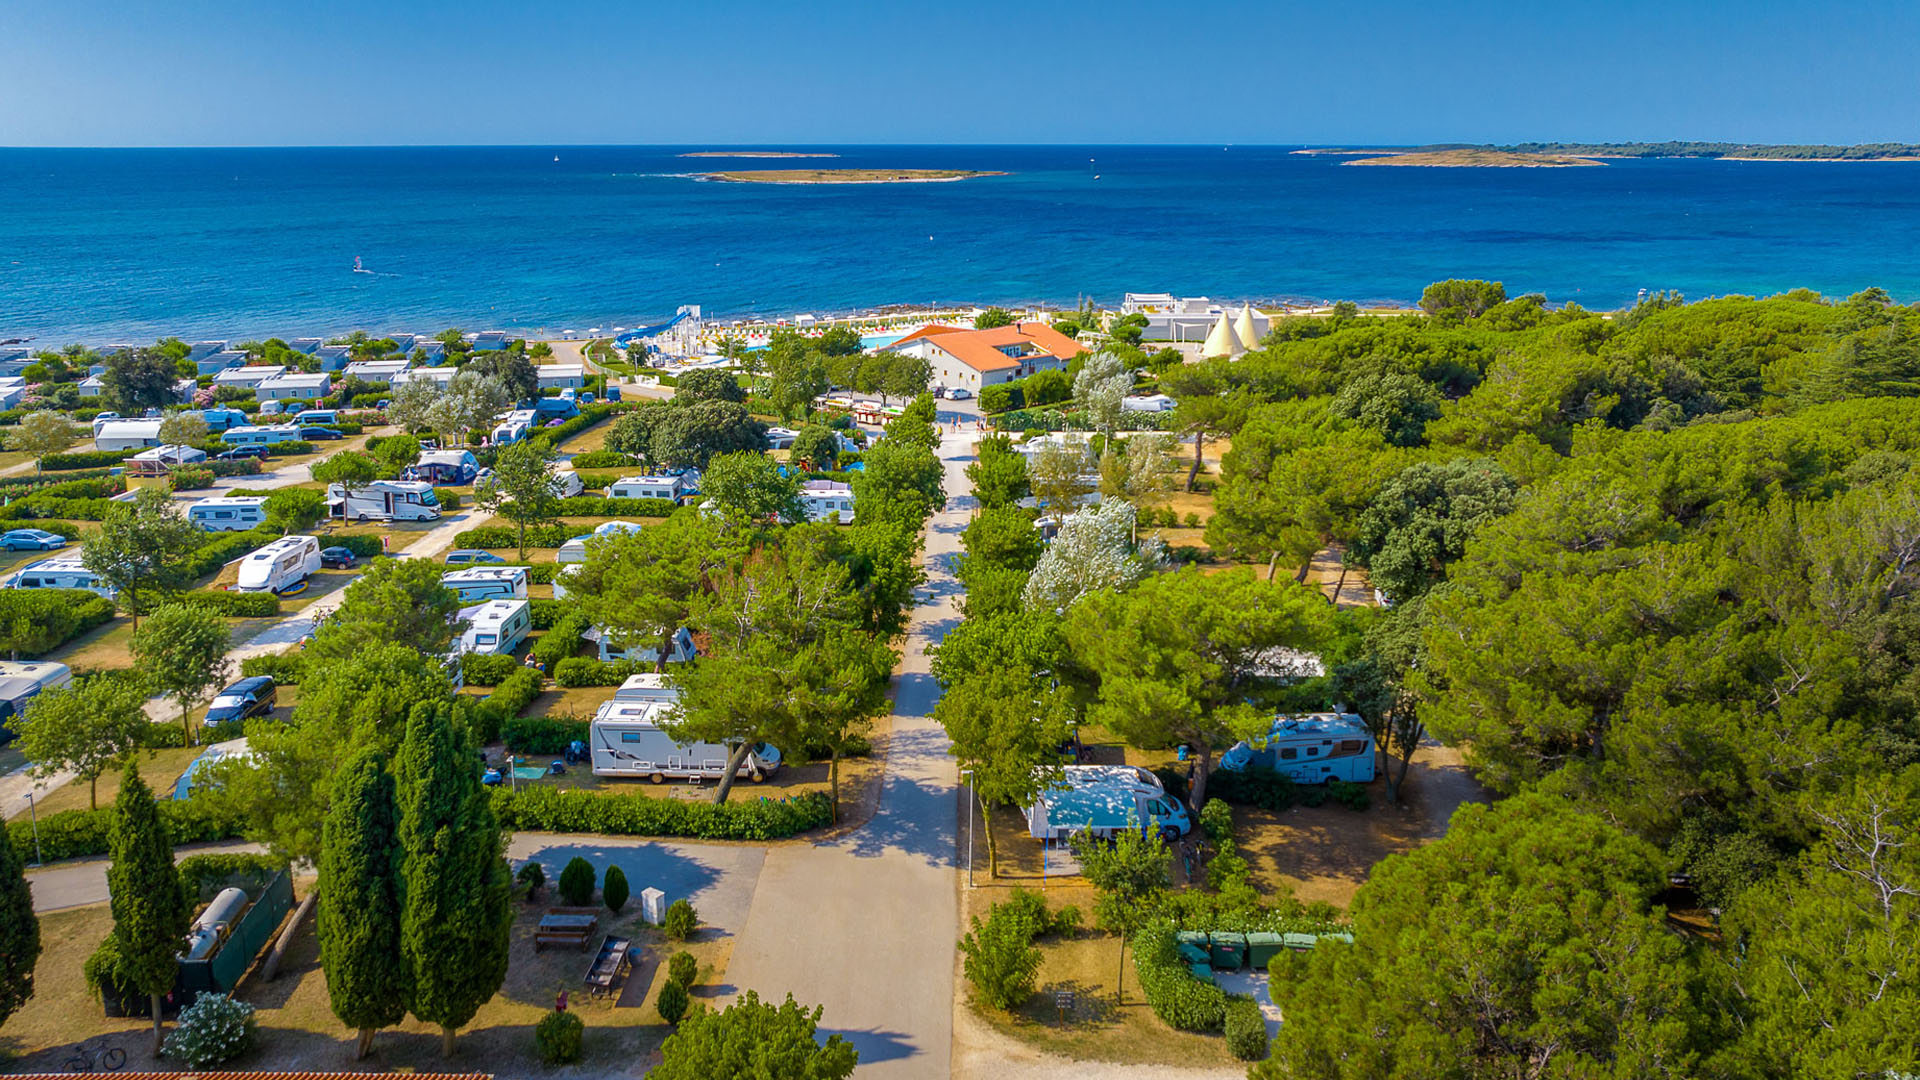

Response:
(1202, 310), (1241, 359)
(1234, 304), (1262, 351)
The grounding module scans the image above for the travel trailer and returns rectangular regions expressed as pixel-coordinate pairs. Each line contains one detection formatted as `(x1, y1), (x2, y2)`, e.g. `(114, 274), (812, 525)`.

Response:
(1218, 713), (1376, 784)
(555, 520), (643, 563)
(0, 660), (73, 741)
(612, 672), (679, 704)
(1024, 765), (1193, 842)
(327, 479), (441, 522)
(798, 479), (855, 524)
(234, 535), (322, 594)
(607, 473), (698, 501)
(588, 625), (696, 666)
(548, 468), (583, 498)
(458, 599), (531, 655)
(220, 424), (306, 446)
(490, 409), (538, 445)
(589, 697), (781, 783)
(93, 418), (166, 452)
(0, 556), (115, 598)
(188, 496), (269, 532)
(441, 565), (529, 603)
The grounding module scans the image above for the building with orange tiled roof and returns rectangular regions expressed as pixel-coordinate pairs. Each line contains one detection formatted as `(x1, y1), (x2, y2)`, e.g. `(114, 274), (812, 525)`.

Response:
(882, 322), (1088, 396)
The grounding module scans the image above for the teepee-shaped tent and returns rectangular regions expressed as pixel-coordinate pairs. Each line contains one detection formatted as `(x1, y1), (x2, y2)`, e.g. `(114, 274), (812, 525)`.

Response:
(1234, 304), (1261, 351)
(1202, 310), (1241, 358)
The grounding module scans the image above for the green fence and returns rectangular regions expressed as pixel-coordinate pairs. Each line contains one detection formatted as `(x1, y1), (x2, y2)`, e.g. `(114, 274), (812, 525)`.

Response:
(178, 868), (294, 996)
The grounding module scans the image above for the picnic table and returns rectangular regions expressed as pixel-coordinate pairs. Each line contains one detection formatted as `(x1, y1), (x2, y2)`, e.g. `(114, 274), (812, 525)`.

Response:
(584, 935), (634, 998)
(535, 908), (599, 951)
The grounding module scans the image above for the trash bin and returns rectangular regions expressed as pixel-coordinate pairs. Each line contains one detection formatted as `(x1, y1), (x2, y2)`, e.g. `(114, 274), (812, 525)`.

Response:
(1281, 932), (1318, 952)
(1245, 932), (1285, 967)
(1208, 931), (1248, 970)
(1175, 931), (1210, 966)
(1188, 960), (1215, 982)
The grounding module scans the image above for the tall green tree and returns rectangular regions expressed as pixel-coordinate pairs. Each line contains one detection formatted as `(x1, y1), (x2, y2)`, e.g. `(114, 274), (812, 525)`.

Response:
(263, 487), (328, 534)
(101, 347), (182, 414)
(155, 411), (208, 448)
(318, 748), (410, 1059)
(311, 449), (380, 515)
(396, 702), (511, 1057)
(570, 511), (741, 672)
(1067, 566), (1329, 811)
(848, 439), (944, 530)
(974, 307), (1014, 330)
(651, 991), (858, 1080)
(13, 674), (149, 809)
(11, 410), (76, 475)
(1349, 457), (1517, 603)
(788, 425), (840, 473)
(965, 434), (1030, 509)
(1072, 825), (1169, 1003)
(466, 349), (539, 402)
(701, 451), (803, 528)
(0, 797), (41, 1027)
(106, 770), (191, 1053)
(130, 602), (230, 746)
(674, 368), (746, 405)
(81, 487), (202, 629)
(307, 557), (462, 661)
(476, 440), (560, 558)
(784, 629), (896, 821)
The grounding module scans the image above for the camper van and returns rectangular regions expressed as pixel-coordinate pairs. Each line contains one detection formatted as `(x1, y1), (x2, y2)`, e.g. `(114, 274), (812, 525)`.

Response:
(0, 661), (73, 743)
(441, 565), (529, 603)
(0, 556), (115, 598)
(555, 520), (643, 563)
(548, 468), (583, 499)
(490, 409), (538, 445)
(221, 424), (306, 446)
(1219, 713), (1376, 784)
(1024, 765), (1193, 842)
(798, 480), (856, 524)
(588, 625), (696, 666)
(458, 599), (531, 655)
(589, 698), (781, 783)
(608, 474), (697, 502)
(188, 496), (269, 532)
(612, 672), (679, 704)
(234, 535), (322, 594)
(291, 409), (337, 425)
(327, 480), (441, 522)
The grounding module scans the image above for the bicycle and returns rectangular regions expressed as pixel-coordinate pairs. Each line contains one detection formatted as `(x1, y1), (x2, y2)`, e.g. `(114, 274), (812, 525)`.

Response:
(64, 1037), (126, 1073)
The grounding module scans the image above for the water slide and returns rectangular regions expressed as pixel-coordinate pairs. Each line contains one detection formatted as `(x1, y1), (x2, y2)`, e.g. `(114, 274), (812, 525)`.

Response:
(612, 310), (692, 346)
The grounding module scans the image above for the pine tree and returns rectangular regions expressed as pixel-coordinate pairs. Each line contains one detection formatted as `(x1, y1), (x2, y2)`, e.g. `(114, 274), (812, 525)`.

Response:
(106, 770), (190, 1054)
(0, 817), (41, 1028)
(318, 747), (409, 1059)
(396, 703), (511, 1057)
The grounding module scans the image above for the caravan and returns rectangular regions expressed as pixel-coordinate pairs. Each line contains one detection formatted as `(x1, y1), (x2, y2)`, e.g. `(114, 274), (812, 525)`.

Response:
(0, 661), (73, 743)
(221, 424), (306, 446)
(1024, 765), (1193, 843)
(555, 520), (644, 563)
(441, 565), (529, 603)
(608, 474), (697, 502)
(589, 697), (781, 783)
(458, 599), (531, 655)
(234, 535), (322, 594)
(188, 496), (269, 532)
(491, 409), (538, 445)
(587, 624), (696, 666)
(0, 556), (115, 598)
(1219, 713), (1376, 784)
(327, 480), (441, 522)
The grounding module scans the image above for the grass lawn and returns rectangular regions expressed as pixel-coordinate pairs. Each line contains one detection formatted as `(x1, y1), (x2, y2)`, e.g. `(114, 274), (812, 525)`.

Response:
(0, 745), (25, 776)
(42, 618), (137, 672)
(554, 418), (613, 455)
(0, 891), (726, 1074)
(4, 744), (205, 820)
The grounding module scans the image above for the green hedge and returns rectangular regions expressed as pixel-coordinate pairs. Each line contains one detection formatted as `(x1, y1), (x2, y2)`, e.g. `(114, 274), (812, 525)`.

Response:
(502, 714), (588, 754)
(466, 666), (543, 743)
(177, 851), (289, 899)
(42, 449), (138, 471)
(0, 589), (117, 657)
(452, 524), (578, 549)
(567, 451), (637, 470)
(169, 467), (215, 490)
(139, 589), (280, 618)
(324, 534), (387, 558)
(491, 786), (833, 841)
(1133, 921), (1228, 1032)
(554, 656), (644, 687)
(525, 404), (617, 451)
(461, 652), (523, 686)
(533, 612), (589, 669)
(0, 496), (119, 522)
(240, 652), (305, 684)
(529, 597), (567, 629)
(205, 459), (263, 478)
(259, 440), (317, 457)
(1225, 996), (1269, 1060)
(553, 495), (676, 518)
(0, 469), (117, 492)
(183, 528), (278, 580)
(7, 797), (247, 863)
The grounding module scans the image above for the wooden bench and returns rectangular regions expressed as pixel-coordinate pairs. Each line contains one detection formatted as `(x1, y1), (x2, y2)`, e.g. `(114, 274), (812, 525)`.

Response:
(534, 908), (599, 952)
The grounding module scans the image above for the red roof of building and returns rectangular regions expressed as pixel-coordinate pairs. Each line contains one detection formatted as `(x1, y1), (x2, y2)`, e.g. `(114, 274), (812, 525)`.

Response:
(889, 322), (1087, 373)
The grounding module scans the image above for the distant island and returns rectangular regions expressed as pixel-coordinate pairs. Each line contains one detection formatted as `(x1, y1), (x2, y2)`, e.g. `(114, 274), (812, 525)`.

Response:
(699, 168), (1007, 185)
(678, 151), (840, 159)
(1301, 142), (1920, 167)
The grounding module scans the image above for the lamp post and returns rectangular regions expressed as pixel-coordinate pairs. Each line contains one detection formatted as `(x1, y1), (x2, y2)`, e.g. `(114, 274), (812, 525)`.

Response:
(22, 790), (43, 867)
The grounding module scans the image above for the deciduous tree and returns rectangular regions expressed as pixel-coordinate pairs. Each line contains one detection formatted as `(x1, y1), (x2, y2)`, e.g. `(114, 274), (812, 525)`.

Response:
(82, 487), (202, 629)
(307, 557), (462, 661)
(700, 451), (802, 528)
(476, 440), (560, 557)
(651, 991), (858, 1080)
(13, 674), (149, 809)
(12, 410), (76, 474)
(0, 792), (41, 1026)
(263, 487), (327, 534)
(130, 602), (230, 746)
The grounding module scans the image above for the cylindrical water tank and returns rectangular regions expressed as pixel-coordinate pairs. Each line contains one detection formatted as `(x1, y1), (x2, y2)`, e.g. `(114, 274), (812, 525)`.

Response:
(182, 927), (221, 961)
(193, 887), (249, 935)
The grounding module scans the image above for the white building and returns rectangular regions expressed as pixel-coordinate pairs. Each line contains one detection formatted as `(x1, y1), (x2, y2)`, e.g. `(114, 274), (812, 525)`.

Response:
(395, 366), (458, 390)
(1121, 393), (1177, 413)
(536, 363), (585, 390)
(256, 372), (331, 402)
(1123, 294), (1271, 345)
(211, 365), (285, 390)
(882, 322), (1088, 397)
(342, 358), (412, 385)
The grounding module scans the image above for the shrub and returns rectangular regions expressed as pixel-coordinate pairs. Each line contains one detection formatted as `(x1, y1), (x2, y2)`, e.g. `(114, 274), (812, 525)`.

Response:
(177, 852), (287, 899)
(533, 612), (590, 669)
(554, 656), (644, 687)
(169, 467), (215, 491)
(1051, 905), (1083, 937)
(1185, 511), (1204, 528)
(502, 714), (588, 755)
(558, 856), (596, 906)
(1328, 778), (1371, 811)
(489, 787), (833, 842)
(434, 488), (463, 511)
(83, 936), (141, 1009)
(461, 652), (522, 687)
(655, 979), (690, 1025)
(569, 450), (637, 469)
(1225, 996), (1270, 1061)
(239, 652), (304, 684)
(999, 888), (1050, 938)
(1133, 921), (1227, 1032)
(662, 898), (698, 940)
(453, 524), (577, 549)
(153, 589), (280, 618)
(959, 902), (1043, 1010)
(0, 589), (117, 657)
(553, 495), (677, 518)
(1200, 799), (1234, 845)
(163, 992), (257, 1066)
(1208, 765), (1301, 812)
(667, 950), (698, 989)
(205, 459), (263, 478)
(466, 666), (543, 742)
(41, 449), (137, 470)
(259, 440), (316, 457)
(516, 861), (546, 898)
(529, 597), (568, 629)
(534, 1009), (584, 1065)
(603, 865), (629, 914)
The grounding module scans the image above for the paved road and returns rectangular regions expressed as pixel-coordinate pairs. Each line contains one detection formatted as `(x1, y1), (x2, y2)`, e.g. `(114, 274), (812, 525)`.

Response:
(24, 840), (266, 912)
(723, 424), (972, 1079)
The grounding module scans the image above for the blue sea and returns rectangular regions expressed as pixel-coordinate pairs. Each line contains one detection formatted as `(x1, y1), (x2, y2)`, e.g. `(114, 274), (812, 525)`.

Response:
(6, 145), (1920, 343)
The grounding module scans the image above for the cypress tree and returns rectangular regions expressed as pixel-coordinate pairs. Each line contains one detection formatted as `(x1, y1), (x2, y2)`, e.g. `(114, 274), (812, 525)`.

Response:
(0, 820), (41, 1028)
(396, 703), (511, 1057)
(106, 770), (190, 1054)
(318, 747), (409, 1059)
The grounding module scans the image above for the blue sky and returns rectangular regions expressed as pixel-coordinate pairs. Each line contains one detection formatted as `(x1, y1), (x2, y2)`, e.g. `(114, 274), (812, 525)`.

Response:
(4, 0), (1917, 146)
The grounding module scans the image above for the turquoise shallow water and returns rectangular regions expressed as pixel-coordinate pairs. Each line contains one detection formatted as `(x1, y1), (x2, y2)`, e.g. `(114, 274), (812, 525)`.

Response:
(5, 145), (1920, 343)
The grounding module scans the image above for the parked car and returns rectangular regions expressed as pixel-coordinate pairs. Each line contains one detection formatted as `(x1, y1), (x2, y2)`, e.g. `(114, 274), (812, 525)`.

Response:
(216, 446), (270, 461)
(204, 676), (277, 724)
(945, 386), (972, 400)
(474, 468), (495, 486)
(319, 546), (357, 569)
(300, 426), (344, 440)
(0, 528), (66, 551)
(376, 399), (392, 410)
(444, 549), (506, 566)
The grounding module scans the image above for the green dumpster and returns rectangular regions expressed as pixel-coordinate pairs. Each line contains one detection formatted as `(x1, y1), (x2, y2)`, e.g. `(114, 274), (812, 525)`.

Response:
(1245, 931), (1285, 967)
(1188, 960), (1215, 981)
(1281, 932), (1319, 952)
(1209, 931), (1248, 970)
(1319, 931), (1354, 946)
(1176, 930), (1211, 966)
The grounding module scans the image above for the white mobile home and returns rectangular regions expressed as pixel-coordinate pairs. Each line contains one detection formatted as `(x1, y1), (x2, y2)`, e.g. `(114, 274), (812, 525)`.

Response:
(342, 358), (411, 385)
(458, 599), (531, 656)
(555, 519), (644, 563)
(798, 480), (855, 524)
(0, 660), (74, 736)
(256, 372), (331, 402)
(327, 479), (441, 522)
(188, 496), (269, 532)
(93, 418), (166, 452)
(211, 365), (285, 390)
(441, 565), (529, 603)
(234, 535), (323, 594)
(588, 698), (780, 783)
(221, 424), (306, 446)
(1219, 713), (1376, 784)
(535, 363), (585, 389)
(587, 624), (696, 666)
(608, 474), (697, 501)
(0, 556), (115, 598)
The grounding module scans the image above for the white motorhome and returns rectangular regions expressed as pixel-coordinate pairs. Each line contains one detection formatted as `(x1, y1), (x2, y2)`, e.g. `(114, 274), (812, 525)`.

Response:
(555, 519), (643, 563)
(187, 496), (269, 532)
(1024, 765), (1194, 842)
(549, 468), (583, 499)
(234, 535), (322, 593)
(612, 672), (679, 704)
(588, 697), (781, 783)
(798, 479), (855, 524)
(1219, 712), (1376, 784)
(587, 624), (697, 666)
(0, 660), (73, 735)
(0, 556), (115, 598)
(491, 409), (538, 445)
(93, 418), (166, 452)
(327, 480), (441, 522)
(608, 474), (697, 501)
(441, 565), (529, 603)
(458, 598), (531, 655)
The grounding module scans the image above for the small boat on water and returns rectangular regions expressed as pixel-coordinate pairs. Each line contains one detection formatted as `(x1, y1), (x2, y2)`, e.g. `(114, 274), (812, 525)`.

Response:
(352, 256), (373, 274)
